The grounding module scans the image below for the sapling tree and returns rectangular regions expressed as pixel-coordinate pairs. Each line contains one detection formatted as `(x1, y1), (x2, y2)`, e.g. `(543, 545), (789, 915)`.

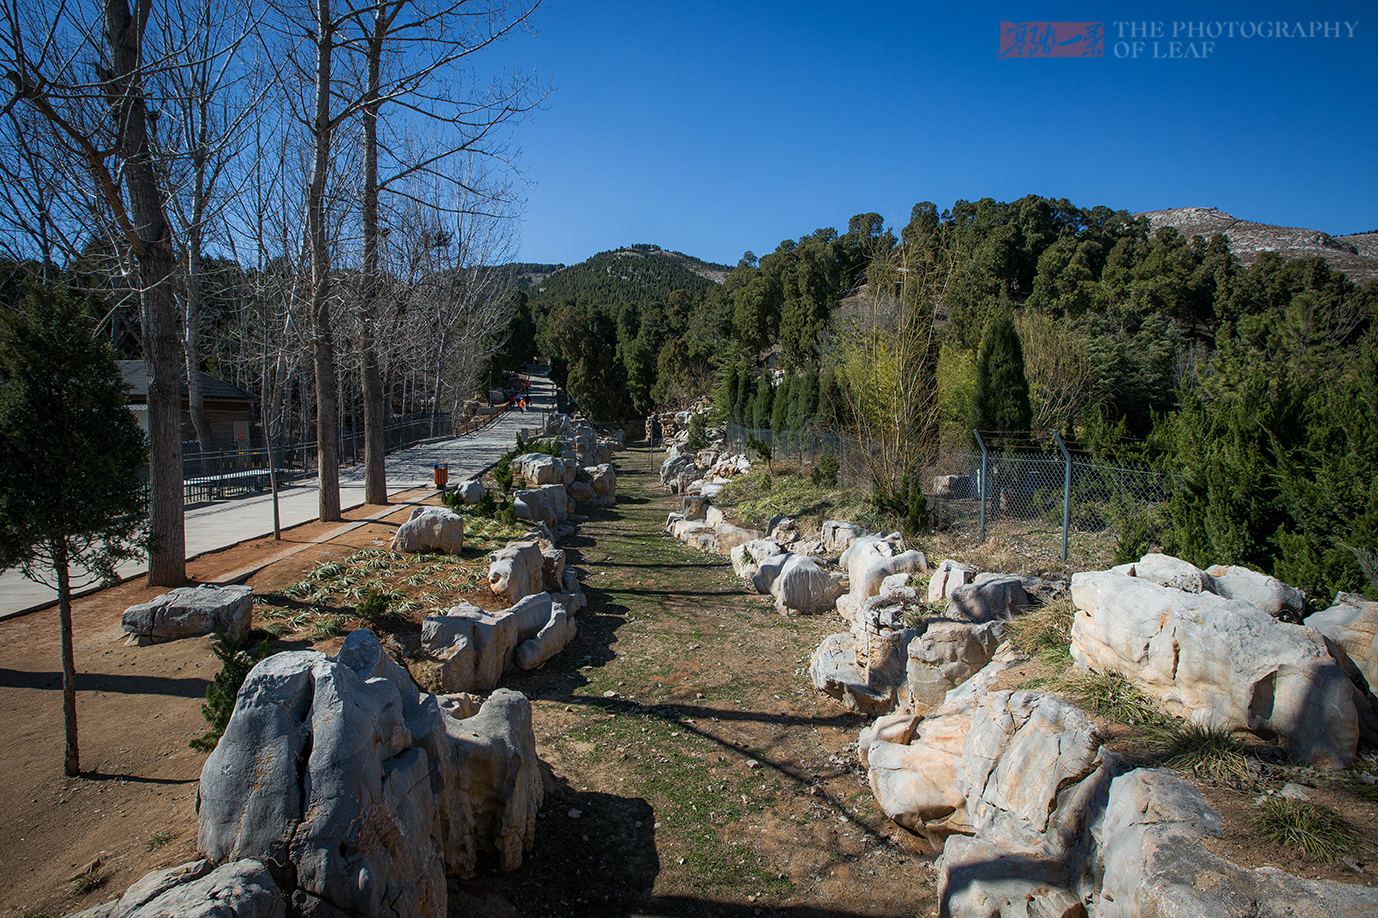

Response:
(0, 286), (148, 776)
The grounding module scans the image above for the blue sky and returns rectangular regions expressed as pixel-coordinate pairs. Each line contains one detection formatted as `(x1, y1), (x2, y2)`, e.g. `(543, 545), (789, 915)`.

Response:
(500, 2), (1376, 267)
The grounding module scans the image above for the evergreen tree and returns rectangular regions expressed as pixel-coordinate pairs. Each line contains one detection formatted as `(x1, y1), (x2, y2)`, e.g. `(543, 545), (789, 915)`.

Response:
(971, 309), (1033, 438)
(751, 373), (773, 430)
(0, 285), (148, 776)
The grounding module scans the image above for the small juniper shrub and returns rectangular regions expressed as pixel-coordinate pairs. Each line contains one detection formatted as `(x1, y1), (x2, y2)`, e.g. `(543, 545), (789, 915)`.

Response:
(190, 631), (272, 752)
(810, 448), (840, 487)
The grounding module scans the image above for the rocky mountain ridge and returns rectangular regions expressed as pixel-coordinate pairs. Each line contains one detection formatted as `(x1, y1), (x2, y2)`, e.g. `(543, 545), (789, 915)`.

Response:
(1141, 206), (1377, 283)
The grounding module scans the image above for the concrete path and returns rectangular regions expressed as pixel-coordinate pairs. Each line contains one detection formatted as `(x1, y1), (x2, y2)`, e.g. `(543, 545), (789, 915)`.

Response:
(0, 370), (557, 619)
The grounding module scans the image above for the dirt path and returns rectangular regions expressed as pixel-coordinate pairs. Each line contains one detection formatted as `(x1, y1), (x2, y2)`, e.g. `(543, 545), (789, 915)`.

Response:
(1, 450), (935, 918)
(461, 449), (937, 917)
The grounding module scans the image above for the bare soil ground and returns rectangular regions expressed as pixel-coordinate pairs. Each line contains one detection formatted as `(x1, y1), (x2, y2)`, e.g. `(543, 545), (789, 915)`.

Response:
(4, 448), (1374, 917)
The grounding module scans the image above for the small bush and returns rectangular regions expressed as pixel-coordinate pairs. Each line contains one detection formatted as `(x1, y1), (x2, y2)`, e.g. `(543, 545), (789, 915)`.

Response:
(1155, 722), (1252, 783)
(872, 477), (929, 539)
(686, 412), (708, 452)
(356, 587), (396, 622)
(190, 632), (271, 752)
(494, 448), (518, 492)
(497, 504), (519, 526)
(1254, 798), (1354, 861)
(746, 436), (772, 473)
(68, 865), (106, 897)
(144, 830), (173, 852)
(810, 448), (840, 487)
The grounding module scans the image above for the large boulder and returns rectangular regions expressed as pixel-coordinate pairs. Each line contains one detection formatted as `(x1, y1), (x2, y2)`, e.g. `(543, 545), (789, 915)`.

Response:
(943, 576), (1031, 624)
(588, 463), (616, 501)
(513, 452), (565, 487)
(391, 507), (465, 555)
(821, 520), (871, 554)
(538, 483), (568, 522)
(1071, 568), (1359, 766)
(198, 647), (542, 916)
(1307, 592), (1378, 693)
(1111, 552), (1216, 594)
(861, 705), (973, 844)
(1096, 769), (1378, 918)
(198, 651), (447, 916)
(506, 592), (577, 671)
(810, 630), (913, 716)
(753, 553), (842, 615)
(122, 584), (252, 646)
(714, 522), (765, 554)
(565, 480), (594, 503)
(451, 479), (484, 506)
(1207, 564), (1306, 622)
(488, 541), (543, 605)
(512, 488), (551, 527)
(901, 620), (1004, 713)
(732, 538), (783, 582)
(927, 559), (975, 604)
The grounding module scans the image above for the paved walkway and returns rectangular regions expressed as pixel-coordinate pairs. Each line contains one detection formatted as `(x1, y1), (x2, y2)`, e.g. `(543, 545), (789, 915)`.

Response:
(0, 370), (557, 619)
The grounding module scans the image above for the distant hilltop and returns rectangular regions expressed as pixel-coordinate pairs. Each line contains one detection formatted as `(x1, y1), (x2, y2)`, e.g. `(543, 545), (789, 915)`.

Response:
(1139, 207), (1377, 283)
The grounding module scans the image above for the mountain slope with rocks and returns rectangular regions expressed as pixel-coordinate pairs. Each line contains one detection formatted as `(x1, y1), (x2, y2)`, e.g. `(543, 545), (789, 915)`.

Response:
(1141, 206), (1378, 283)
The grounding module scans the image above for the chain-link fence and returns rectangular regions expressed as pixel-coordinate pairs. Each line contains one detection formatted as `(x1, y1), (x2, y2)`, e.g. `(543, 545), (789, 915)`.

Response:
(719, 421), (1175, 566)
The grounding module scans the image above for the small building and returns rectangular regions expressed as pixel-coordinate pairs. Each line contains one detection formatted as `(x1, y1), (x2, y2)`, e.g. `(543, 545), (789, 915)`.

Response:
(119, 361), (259, 446)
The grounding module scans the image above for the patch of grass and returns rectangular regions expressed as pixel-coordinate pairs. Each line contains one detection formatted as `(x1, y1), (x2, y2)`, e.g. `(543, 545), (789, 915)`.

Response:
(1254, 797), (1355, 861)
(309, 614), (348, 639)
(1341, 774), (1378, 803)
(1153, 722), (1253, 783)
(1034, 666), (1167, 727)
(144, 830), (173, 851)
(68, 865), (106, 897)
(1005, 595), (1076, 665)
(717, 468), (874, 532)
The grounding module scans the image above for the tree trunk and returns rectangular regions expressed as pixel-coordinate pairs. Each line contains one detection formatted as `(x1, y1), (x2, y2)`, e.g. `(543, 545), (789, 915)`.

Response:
(105, 0), (186, 586)
(308, 0), (340, 522)
(358, 9), (389, 505)
(55, 541), (79, 777)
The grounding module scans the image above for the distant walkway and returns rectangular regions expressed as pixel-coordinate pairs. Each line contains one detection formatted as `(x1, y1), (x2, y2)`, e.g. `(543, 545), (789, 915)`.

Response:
(0, 369), (556, 619)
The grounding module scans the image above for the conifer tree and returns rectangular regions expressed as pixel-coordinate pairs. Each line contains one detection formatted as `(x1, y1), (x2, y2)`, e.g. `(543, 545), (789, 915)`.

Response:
(971, 309), (1033, 439)
(0, 286), (148, 776)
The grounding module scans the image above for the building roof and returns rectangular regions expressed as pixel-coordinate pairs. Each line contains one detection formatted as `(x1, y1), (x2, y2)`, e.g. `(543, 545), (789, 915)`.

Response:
(118, 360), (257, 403)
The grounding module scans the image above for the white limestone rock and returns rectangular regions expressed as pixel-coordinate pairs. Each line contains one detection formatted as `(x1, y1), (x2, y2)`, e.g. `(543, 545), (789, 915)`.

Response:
(944, 576), (1031, 624)
(1307, 593), (1378, 693)
(927, 560), (975, 604)
(754, 552), (842, 615)
(1071, 569), (1359, 766)
(452, 479), (485, 505)
(821, 520), (872, 555)
(1111, 552), (1217, 594)
(1207, 563), (1306, 622)
(488, 541), (543, 605)
(391, 506), (465, 555)
(900, 620), (1005, 713)
(413, 604), (519, 694)
(732, 538), (783, 582)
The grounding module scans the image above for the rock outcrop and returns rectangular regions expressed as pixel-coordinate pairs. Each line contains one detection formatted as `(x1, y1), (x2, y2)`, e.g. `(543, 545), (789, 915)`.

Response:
(1071, 563), (1360, 766)
(198, 639), (542, 917)
(488, 541), (543, 605)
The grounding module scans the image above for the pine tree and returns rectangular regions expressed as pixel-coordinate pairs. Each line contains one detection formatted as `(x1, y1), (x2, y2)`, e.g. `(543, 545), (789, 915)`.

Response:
(0, 285), (148, 775)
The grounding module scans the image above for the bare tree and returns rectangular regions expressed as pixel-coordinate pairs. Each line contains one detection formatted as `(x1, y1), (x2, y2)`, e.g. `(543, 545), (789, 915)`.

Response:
(4, 0), (186, 585)
(352, 0), (541, 503)
(154, 0), (262, 450)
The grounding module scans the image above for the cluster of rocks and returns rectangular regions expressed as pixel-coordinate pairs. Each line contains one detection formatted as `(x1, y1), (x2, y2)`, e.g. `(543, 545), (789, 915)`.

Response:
(864, 689), (1378, 916)
(828, 549), (1378, 915)
(408, 534), (586, 694)
(656, 413), (751, 499)
(811, 536), (1060, 717)
(74, 629), (543, 918)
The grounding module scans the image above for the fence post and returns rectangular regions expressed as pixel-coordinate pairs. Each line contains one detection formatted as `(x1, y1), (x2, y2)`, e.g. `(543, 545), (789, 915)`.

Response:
(1053, 430), (1072, 563)
(973, 429), (988, 543)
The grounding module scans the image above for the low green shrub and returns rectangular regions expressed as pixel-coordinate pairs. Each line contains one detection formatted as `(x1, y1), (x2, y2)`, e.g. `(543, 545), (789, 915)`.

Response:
(190, 631), (272, 752)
